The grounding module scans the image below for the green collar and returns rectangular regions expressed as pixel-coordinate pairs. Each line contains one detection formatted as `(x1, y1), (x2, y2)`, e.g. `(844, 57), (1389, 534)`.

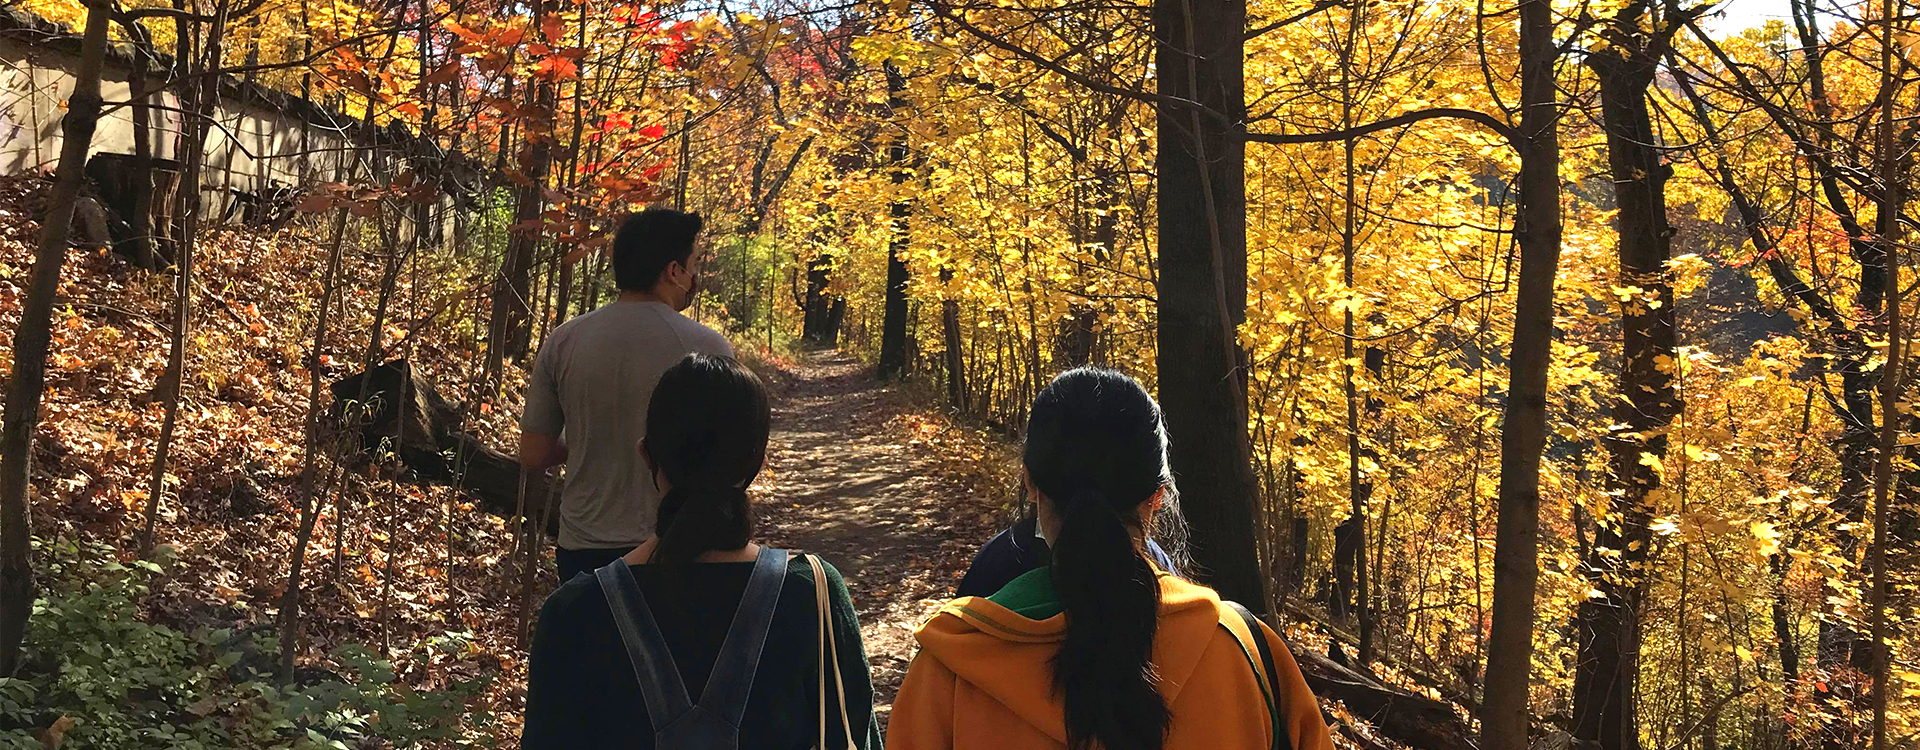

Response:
(987, 567), (1064, 620)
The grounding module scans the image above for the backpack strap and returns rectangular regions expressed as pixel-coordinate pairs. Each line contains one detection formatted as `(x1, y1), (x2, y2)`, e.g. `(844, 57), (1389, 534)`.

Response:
(700, 546), (790, 728)
(596, 559), (694, 731)
(807, 554), (858, 749)
(1223, 601), (1293, 750)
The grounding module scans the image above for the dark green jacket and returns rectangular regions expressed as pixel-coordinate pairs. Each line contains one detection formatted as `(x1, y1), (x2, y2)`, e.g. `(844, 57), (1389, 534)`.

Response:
(522, 554), (881, 749)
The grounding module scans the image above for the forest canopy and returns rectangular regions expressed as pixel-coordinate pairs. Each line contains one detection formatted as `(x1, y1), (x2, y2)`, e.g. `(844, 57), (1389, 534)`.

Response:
(0, 0), (1914, 747)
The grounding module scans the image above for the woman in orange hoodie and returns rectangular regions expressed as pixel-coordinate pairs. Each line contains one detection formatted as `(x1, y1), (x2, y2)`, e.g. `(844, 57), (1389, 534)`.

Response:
(887, 368), (1333, 750)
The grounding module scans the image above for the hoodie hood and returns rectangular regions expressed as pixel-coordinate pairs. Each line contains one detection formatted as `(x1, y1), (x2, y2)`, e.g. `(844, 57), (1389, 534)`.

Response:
(911, 566), (1229, 745)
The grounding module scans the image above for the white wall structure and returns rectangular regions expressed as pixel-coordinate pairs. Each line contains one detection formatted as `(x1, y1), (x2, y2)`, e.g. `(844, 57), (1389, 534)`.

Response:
(0, 9), (467, 231)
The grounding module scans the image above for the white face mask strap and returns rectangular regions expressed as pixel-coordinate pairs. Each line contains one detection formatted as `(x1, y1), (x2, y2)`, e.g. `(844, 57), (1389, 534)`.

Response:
(671, 265), (694, 301)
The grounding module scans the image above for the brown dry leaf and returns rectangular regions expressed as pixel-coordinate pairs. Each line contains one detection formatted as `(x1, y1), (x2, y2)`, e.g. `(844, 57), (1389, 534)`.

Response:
(37, 716), (75, 749)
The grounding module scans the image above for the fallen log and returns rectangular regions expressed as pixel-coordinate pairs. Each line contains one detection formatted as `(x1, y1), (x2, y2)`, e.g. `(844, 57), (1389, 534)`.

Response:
(1282, 599), (1483, 714)
(329, 360), (559, 535)
(1293, 645), (1476, 750)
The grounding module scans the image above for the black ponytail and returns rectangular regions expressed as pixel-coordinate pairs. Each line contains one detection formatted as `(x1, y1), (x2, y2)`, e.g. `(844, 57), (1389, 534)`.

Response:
(643, 354), (770, 565)
(1025, 368), (1175, 750)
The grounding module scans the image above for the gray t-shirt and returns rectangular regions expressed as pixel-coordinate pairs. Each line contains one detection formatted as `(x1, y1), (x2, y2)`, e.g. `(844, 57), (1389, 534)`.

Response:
(522, 300), (733, 550)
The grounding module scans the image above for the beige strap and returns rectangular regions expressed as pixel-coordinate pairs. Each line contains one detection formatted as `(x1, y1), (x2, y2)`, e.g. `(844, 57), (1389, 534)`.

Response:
(813, 554), (826, 749)
(807, 554), (859, 749)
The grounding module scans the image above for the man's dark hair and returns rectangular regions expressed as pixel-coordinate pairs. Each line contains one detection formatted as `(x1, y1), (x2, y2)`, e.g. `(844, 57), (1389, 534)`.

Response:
(612, 208), (704, 292)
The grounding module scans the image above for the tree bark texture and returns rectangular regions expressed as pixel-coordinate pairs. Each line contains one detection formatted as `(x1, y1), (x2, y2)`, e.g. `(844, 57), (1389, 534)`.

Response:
(1478, 0), (1563, 745)
(1574, 15), (1682, 749)
(878, 62), (912, 380)
(1152, 0), (1264, 610)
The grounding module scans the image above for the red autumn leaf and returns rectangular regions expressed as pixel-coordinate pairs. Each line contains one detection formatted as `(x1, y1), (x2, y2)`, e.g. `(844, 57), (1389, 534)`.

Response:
(563, 243), (599, 264)
(443, 19), (483, 42)
(294, 193), (335, 213)
(534, 56), (579, 81)
(638, 124), (666, 140)
(541, 13), (565, 42)
(424, 61), (462, 86)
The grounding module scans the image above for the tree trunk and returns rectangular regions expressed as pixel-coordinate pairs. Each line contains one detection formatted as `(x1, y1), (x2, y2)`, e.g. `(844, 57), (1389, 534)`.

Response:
(941, 269), (967, 411)
(142, 0), (227, 555)
(277, 156), (354, 684)
(1477, 0), (1563, 744)
(276, 78), (371, 676)
(104, 14), (159, 269)
(1284, 516), (1308, 593)
(489, 14), (557, 379)
(1052, 305), (1096, 367)
(1331, 516), (1359, 619)
(1867, 1), (1900, 743)
(0, 0), (111, 676)
(877, 62), (912, 379)
(804, 251), (840, 343)
(365, 211), (405, 367)
(1334, 4), (1378, 665)
(1574, 17), (1680, 750)
(1778, 0), (1885, 700)
(1153, 0), (1263, 610)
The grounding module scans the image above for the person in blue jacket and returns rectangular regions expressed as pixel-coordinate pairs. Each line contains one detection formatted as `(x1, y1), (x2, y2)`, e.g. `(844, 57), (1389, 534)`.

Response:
(956, 510), (1181, 598)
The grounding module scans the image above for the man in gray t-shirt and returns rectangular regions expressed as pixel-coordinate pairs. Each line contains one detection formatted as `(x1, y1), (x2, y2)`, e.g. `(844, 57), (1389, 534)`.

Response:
(519, 208), (732, 582)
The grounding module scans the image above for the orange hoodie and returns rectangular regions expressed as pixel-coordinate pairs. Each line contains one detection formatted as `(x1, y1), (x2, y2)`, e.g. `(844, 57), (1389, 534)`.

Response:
(886, 567), (1334, 750)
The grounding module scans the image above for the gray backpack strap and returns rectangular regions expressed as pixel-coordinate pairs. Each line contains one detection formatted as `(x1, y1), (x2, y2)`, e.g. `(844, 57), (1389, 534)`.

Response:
(699, 546), (790, 729)
(595, 560), (694, 731)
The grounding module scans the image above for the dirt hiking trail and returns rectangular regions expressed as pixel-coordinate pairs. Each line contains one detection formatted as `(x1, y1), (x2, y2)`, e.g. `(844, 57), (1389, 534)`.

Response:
(750, 348), (1011, 721)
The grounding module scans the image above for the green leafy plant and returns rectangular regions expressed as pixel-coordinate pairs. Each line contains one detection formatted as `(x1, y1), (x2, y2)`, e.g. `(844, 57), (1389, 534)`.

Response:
(0, 538), (486, 749)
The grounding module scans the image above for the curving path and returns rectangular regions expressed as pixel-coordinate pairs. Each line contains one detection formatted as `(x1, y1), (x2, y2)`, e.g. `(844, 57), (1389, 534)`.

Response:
(752, 349), (1007, 725)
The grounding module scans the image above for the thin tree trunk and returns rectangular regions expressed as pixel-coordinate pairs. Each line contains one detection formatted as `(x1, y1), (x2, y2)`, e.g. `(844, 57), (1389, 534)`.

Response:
(117, 15), (159, 271)
(1867, 0), (1901, 743)
(877, 62), (912, 380)
(144, 0), (228, 563)
(941, 268), (966, 410)
(278, 156), (355, 684)
(1478, 0), (1563, 742)
(0, 0), (111, 675)
(1338, 18), (1376, 660)
(128, 15), (163, 547)
(489, 10), (556, 378)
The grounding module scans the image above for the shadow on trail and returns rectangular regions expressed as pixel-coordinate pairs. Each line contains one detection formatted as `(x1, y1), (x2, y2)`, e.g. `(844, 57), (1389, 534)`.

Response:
(753, 349), (1004, 720)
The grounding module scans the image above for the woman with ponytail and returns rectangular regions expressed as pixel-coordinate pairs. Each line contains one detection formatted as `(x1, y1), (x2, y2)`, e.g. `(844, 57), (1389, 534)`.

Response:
(524, 354), (880, 749)
(888, 368), (1332, 750)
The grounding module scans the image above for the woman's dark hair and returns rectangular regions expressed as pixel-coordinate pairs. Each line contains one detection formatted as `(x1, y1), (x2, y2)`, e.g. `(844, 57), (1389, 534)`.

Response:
(643, 353), (770, 565)
(1025, 367), (1174, 750)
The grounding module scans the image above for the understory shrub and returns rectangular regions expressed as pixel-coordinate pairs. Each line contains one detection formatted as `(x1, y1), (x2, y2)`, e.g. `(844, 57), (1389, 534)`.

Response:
(0, 538), (488, 749)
